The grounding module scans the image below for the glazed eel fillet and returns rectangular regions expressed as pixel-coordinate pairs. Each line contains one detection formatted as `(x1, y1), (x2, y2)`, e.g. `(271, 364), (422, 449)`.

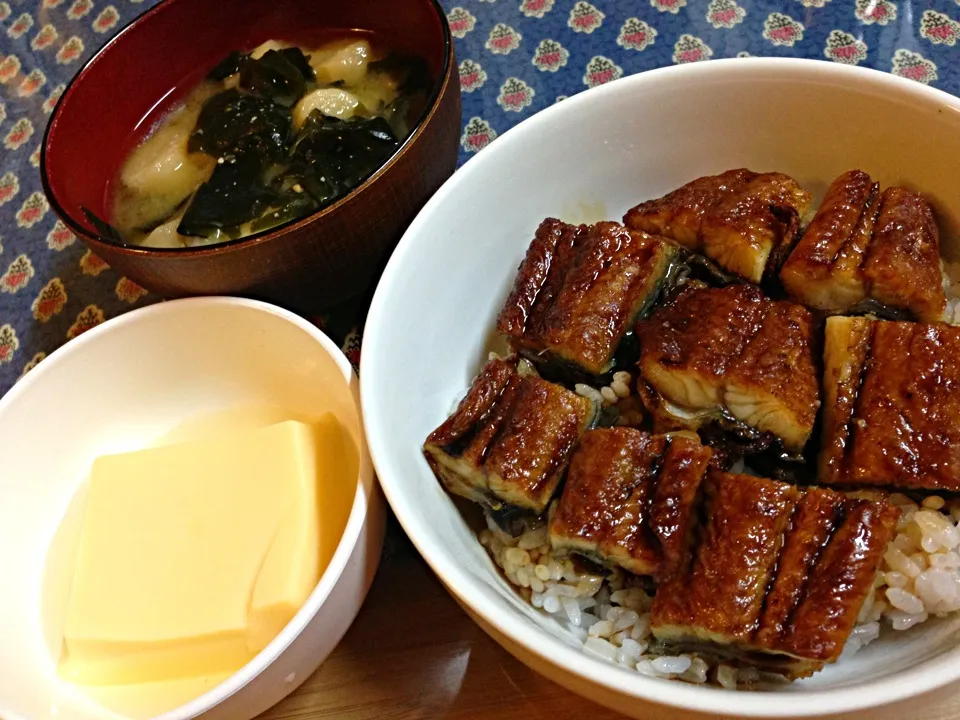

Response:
(780, 170), (946, 322)
(549, 428), (712, 580)
(423, 356), (599, 514)
(623, 169), (812, 284)
(496, 219), (681, 381)
(650, 471), (899, 679)
(636, 284), (820, 455)
(820, 316), (960, 491)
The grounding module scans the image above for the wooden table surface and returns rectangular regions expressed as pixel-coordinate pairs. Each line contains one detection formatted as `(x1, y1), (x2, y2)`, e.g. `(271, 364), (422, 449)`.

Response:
(259, 515), (960, 720)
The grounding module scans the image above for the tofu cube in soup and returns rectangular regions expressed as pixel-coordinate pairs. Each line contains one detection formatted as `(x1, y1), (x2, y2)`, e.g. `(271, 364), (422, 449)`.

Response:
(549, 428), (711, 579)
(780, 170), (946, 322)
(820, 316), (960, 491)
(496, 219), (679, 380)
(623, 169), (811, 284)
(650, 472), (898, 678)
(423, 357), (599, 514)
(636, 284), (820, 454)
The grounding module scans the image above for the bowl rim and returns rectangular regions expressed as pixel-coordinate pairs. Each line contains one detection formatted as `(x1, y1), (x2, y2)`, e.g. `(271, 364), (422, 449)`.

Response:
(360, 57), (960, 718)
(39, 0), (453, 257)
(0, 296), (376, 720)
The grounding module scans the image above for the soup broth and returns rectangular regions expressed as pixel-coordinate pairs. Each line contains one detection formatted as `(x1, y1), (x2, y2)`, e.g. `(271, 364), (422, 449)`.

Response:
(107, 34), (432, 249)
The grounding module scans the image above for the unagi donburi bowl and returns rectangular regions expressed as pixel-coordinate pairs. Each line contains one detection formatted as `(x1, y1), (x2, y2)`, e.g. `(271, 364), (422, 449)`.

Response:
(360, 59), (960, 719)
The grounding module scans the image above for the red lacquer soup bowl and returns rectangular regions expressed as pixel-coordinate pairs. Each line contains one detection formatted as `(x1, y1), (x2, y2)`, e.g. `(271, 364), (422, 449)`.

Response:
(41, 0), (459, 312)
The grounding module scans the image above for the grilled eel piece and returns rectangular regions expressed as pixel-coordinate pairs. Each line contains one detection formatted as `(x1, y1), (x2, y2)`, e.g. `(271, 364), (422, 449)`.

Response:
(650, 471), (899, 679)
(636, 284), (820, 455)
(497, 219), (681, 381)
(623, 169), (812, 284)
(820, 316), (960, 491)
(549, 428), (711, 579)
(423, 356), (599, 514)
(780, 170), (946, 322)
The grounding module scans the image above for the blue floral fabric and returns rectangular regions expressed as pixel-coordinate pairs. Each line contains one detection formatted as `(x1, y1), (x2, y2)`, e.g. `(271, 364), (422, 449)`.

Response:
(0, 0), (957, 395)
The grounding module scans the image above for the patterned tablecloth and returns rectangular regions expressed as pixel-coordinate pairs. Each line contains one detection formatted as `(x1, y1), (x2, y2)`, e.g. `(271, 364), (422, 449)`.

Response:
(0, 0), (958, 396)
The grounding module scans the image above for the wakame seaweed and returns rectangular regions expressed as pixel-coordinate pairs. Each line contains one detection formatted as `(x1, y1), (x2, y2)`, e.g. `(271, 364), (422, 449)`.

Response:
(189, 89), (291, 159)
(207, 51), (247, 80)
(238, 49), (314, 108)
(276, 48), (315, 83)
(179, 113), (399, 239)
(82, 207), (124, 244)
(178, 150), (278, 237)
(286, 113), (399, 205)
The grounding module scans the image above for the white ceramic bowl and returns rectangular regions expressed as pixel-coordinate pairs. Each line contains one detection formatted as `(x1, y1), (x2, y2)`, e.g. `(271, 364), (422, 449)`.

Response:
(0, 297), (384, 720)
(361, 59), (960, 719)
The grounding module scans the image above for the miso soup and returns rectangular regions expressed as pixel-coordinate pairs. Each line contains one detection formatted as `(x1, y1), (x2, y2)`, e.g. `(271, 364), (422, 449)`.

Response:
(105, 34), (432, 249)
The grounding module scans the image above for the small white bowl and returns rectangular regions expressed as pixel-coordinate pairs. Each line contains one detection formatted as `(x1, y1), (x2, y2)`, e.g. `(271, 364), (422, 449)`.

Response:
(0, 297), (384, 720)
(361, 59), (960, 719)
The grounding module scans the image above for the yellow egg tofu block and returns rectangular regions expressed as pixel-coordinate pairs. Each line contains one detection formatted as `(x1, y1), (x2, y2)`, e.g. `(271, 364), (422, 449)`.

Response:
(59, 415), (354, 686)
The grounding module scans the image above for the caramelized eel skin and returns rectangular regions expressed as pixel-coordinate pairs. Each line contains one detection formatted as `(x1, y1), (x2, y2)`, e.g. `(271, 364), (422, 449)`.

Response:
(780, 170), (878, 312)
(637, 284), (768, 410)
(652, 472), (800, 645)
(819, 316), (874, 486)
(623, 170), (753, 248)
(773, 497), (899, 662)
(497, 219), (584, 355)
(863, 187), (946, 323)
(724, 298), (821, 453)
(497, 219), (676, 377)
(821, 318), (960, 491)
(549, 428), (710, 578)
(636, 284), (820, 453)
(755, 488), (846, 648)
(423, 357), (595, 513)
(780, 170), (946, 321)
(651, 473), (899, 677)
(624, 169), (811, 284)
